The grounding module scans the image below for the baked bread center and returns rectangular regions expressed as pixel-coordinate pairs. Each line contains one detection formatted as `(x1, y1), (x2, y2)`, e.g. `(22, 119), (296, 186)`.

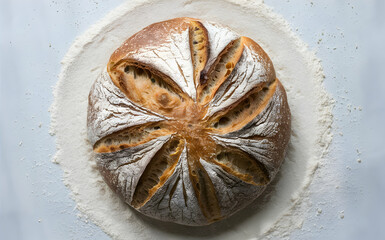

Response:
(169, 116), (217, 164)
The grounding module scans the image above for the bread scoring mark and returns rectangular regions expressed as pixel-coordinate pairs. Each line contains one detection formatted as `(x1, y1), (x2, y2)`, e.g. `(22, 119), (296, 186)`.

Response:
(111, 20), (197, 100)
(93, 122), (174, 153)
(207, 80), (277, 135)
(221, 81), (290, 141)
(87, 69), (168, 146)
(199, 158), (266, 218)
(211, 134), (283, 180)
(200, 21), (240, 78)
(205, 38), (275, 118)
(197, 38), (243, 105)
(135, 145), (208, 225)
(95, 136), (172, 204)
(189, 21), (209, 89)
(111, 63), (190, 115)
(188, 160), (222, 223)
(131, 137), (184, 208)
(213, 146), (269, 185)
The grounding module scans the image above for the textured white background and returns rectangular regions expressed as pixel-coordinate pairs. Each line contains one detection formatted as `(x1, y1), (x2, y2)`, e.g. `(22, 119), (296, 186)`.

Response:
(0, 0), (384, 239)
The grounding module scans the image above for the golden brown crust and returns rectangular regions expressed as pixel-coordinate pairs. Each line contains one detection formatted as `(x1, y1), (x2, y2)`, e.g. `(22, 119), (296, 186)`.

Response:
(109, 17), (197, 70)
(87, 17), (291, 226)
(242, 36), (276, 81)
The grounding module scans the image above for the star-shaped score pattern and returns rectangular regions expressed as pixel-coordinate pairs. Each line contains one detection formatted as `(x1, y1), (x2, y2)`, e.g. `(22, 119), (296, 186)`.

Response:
(87, 18), (291, 226)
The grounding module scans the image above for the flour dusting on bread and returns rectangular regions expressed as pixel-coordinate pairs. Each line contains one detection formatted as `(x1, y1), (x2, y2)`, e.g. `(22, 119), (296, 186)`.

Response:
(87, 17), (291, 226)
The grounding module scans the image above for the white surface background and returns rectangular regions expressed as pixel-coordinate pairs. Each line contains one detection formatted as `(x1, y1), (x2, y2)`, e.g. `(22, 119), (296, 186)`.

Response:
(0, 0), (384, 239)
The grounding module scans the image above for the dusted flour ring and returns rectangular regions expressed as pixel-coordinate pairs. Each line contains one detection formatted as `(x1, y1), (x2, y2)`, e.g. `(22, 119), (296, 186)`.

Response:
(87, 17), (291, 226)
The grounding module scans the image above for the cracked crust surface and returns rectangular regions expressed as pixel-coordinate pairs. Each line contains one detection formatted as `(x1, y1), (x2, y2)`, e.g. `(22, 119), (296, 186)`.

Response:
(87, 17), (291, 226)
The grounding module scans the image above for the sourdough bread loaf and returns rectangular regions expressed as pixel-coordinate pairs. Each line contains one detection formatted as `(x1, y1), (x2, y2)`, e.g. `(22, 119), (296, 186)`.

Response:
(87, 17), (291, 226)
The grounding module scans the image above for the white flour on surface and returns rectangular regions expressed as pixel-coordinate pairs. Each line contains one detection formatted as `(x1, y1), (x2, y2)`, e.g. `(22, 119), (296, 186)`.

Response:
(50, 0), (333, 239)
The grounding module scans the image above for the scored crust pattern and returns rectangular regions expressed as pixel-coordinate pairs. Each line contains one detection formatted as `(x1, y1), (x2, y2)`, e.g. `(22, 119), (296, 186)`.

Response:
(87, 17), (291, 226)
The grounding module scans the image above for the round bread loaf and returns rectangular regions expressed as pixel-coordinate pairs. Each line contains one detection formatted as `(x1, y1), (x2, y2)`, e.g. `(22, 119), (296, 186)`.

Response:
(87, 17), (291, 226)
